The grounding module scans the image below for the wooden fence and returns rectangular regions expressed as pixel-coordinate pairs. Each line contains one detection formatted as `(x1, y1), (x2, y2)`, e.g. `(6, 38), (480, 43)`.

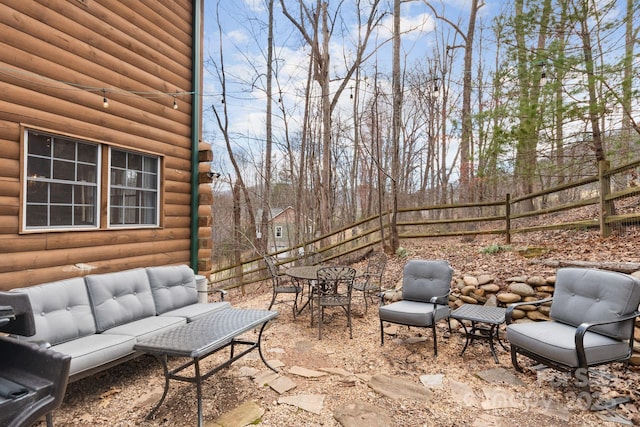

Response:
(208, 158), (640, 291)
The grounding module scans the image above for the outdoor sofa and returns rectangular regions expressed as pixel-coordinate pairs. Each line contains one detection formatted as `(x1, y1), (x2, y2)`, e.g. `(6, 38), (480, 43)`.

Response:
(0, 265), (232, 383)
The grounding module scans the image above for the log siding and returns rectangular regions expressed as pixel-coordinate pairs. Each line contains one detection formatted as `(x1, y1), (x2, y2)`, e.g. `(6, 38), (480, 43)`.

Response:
(0, 1), (211, 289)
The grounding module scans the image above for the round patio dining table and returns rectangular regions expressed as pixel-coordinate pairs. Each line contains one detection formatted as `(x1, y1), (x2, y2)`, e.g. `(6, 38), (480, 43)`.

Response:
(284, 265), (325, 315)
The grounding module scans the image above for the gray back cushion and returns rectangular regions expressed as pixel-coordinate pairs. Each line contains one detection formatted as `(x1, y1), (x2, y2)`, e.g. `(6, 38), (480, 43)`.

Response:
(13, 277), (95, 345)
(402, 260), (453, 304)
(85, 268), (156, 332)
(550, 267), (640, 340)
(146, 265), (198, 314)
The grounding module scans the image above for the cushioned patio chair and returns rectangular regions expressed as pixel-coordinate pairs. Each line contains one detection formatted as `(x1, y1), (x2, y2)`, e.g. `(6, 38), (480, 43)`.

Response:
(506, 267), (640, 392)
(378, 259), (453, 357)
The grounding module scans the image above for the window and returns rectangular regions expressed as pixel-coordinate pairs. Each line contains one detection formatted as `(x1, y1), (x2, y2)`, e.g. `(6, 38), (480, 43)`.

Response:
(23, 129), (160, 231)
(109, 149), (159, 226)
(275, 225), (283, 238)
(24, 131), (99, 229)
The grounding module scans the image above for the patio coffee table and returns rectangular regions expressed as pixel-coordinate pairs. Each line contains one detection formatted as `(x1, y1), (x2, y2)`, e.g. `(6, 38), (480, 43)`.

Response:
(134, 308), (278, 427)
(449, 304), (507, 363)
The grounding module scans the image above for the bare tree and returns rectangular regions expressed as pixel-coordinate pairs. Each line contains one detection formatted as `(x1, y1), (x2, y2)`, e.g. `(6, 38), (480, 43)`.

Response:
(280, 0), (385, 235)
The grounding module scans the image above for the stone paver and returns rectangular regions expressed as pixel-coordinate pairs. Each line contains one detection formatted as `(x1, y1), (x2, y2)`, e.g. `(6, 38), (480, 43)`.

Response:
(449, 379), (478, 407)
(420, 373), (445, 389)
(269, 375), (297, 394)
(278, 394), (325, 414)
(289, 366), (327, 378)
(480, 386), (521, 410)
(206, 400), (263, 427)
(476, 367), (525, 386)
(367, 374), (433, 401)
(333, 400), (392, 427)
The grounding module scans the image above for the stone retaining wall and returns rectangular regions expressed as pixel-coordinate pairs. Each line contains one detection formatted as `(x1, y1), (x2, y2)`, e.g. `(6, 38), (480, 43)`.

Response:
(382, 271), (640, 365)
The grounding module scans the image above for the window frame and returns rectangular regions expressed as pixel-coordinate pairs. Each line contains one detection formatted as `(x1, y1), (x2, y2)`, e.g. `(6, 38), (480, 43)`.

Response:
(107, 147), (161, 229)
(20, 127), (163, 233)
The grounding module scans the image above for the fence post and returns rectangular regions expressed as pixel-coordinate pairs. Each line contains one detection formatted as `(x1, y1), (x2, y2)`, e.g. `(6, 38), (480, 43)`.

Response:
(599, 160), (612, 237)
(505, 193), (511, 244)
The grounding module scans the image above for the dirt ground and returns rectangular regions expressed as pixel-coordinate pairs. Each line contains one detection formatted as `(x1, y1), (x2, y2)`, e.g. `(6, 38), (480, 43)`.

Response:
(38, 232), (640, 426)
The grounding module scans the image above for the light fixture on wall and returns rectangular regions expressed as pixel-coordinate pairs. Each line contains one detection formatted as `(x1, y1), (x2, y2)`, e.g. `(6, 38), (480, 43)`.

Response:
(102, 89), (109, 108)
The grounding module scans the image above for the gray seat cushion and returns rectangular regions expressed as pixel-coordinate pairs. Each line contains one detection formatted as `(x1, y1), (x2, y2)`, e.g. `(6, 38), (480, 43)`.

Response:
(12, 278), (96, 345)
(146, 265), (199, 315)
(379, 300), (450, 326)
(506, 320), (631, 367)
(160, 301), (231, 322)
(550, 268), (640, 340)
(102, 316), (186, 342)
(51, 333), (135, 377)
(85, 268), (156, 333)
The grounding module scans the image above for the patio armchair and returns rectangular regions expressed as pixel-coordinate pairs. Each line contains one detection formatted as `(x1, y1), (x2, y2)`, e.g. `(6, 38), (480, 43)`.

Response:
(505, 267), (640, 392)
(313, 266), (356, 340)
(378, 259), (453, 357)
(353, 252), (387, 312)
(265, 256), (302, 317)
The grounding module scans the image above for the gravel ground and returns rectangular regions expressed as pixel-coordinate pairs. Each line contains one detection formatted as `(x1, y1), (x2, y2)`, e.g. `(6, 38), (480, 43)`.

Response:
(37, 233), (640, 426)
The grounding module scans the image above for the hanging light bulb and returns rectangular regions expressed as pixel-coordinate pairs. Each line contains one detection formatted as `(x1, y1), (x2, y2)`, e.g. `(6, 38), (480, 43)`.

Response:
(173, 96), (178, 110)
(102, 89), (109, 108)
(540, 71), (547, 86)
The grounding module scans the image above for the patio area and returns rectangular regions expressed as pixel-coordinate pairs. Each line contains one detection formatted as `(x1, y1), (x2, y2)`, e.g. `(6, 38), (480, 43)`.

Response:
(38, 260), (639, 426)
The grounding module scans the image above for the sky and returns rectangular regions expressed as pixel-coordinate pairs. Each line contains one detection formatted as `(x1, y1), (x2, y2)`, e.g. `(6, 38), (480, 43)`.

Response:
(201, 0), (492, 178)
(200, 0), (633, 180)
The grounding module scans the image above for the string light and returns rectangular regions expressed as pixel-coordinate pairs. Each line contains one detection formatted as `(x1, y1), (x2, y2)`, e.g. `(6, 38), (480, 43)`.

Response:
(102, 89), (109, 108)
(0, 66), (195, 107)
(173, 95), (178, 110)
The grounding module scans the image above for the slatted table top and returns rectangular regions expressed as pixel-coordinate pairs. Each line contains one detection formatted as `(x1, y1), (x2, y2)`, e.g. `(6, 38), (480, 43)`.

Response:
(449, 304), (507, 325)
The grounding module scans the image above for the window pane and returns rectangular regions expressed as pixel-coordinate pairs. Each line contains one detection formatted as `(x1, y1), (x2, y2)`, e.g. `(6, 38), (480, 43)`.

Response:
(111, 169), (125, 186)
(111, 150), (126, 168)
(27, 157), (50, 179)
(50, 205), (72, 226)
(53, 139), (76, 161)
(78, 143), (97, 163)
(128, 153), (142, 171)
(24, 130), (98, 230)
(26, 205), (48, 227)
(74, 185), (95, 205)
(77, 164), (96, 183)
(26, 181), (48, 203)
(109, 148), (159, 227)
(50, 183), (72, 204)
(74, 205), (95, 225)
(28, 134), (52, 156)
(52, 160), (75, 181)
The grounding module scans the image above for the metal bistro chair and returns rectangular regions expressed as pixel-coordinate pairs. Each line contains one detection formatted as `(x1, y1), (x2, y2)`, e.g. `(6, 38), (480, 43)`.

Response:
(265, 256), (302, 318)
(313, 266), (356, 340)
(353, 252), (387, 312)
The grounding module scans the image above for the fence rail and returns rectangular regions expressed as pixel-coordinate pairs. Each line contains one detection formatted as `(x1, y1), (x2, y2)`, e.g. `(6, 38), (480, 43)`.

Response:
(209, 158), (640, 291)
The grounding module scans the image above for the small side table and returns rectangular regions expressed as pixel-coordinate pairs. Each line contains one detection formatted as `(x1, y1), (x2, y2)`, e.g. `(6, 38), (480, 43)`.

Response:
(449, 304), (507, 363)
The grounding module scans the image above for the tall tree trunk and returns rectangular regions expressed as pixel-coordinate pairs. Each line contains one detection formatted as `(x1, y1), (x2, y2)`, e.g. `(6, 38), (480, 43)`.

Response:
(621, 0), (635, 165)
(459, 0), (478, 202)
(389, 0), (401, 253)
(576, 0), (605, 161)
(260, 0), (275, 255)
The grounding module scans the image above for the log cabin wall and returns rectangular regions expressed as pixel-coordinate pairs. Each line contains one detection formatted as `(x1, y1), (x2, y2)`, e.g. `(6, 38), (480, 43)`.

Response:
(0, 0), (212, 290)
